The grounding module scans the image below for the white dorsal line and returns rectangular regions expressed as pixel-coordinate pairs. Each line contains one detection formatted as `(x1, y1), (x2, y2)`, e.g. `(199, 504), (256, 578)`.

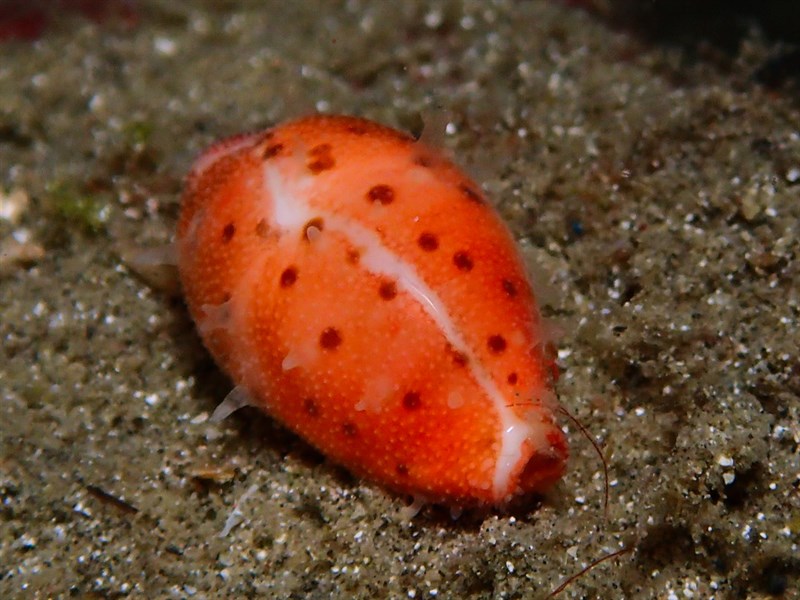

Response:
(263, 162), (546, 499)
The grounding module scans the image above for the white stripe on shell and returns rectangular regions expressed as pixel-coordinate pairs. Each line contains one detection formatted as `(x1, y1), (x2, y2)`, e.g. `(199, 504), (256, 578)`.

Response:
(263, 160), (548, 500)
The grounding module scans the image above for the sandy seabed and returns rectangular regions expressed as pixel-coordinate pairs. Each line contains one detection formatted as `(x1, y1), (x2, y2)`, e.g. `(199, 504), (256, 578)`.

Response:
(1, 2), (798, 598)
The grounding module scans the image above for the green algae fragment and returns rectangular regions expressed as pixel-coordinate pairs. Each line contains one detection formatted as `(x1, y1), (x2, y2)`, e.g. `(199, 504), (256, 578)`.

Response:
(46, 182), (110, 235)
(123, 120), (154, 147)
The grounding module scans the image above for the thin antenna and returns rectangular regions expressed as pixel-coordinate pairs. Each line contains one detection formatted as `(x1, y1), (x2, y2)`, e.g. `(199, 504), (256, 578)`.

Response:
(548, 546), (632, 597)
(557, 406), (609, 519)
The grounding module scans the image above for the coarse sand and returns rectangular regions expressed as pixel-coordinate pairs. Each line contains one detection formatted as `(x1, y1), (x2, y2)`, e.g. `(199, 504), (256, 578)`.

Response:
(1, 1), (798, 598)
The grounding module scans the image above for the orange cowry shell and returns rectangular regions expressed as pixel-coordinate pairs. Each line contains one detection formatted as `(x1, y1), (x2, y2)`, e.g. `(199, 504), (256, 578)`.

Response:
(177, 114), (568, 507)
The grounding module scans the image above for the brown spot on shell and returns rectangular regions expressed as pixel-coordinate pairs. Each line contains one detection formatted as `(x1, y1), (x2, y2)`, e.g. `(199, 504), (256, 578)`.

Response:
(417, 232), (439, 252)
(303, 218), (324, 241)
(378, 280), (397, 300)
(459, 183), (484, 204)
(502, 278), (518, 297)
(488, 335), (507, 353)
(304, 398), (320, 417)
(346, 248), (361, 264)
(345, 121), (369, 135)
(319, 327), (342, 350)
(342, 422), (358, 437)
(446, 343), (469, 367)
(367, 184), (395, 205)
(413, 154), (434, 168)
(255, 218), (270, 238)
(279, 266), (298, 288)
(396, 463), (409, 476)
(402, 391), (421, 410)
(333, 116), (413, 143)
(453, 250), (473, 271)
(222, 223), (235, 242)
(307, 143), (335, 173)
(263, 143), (284, 160)
(507, 372), (518, 385)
